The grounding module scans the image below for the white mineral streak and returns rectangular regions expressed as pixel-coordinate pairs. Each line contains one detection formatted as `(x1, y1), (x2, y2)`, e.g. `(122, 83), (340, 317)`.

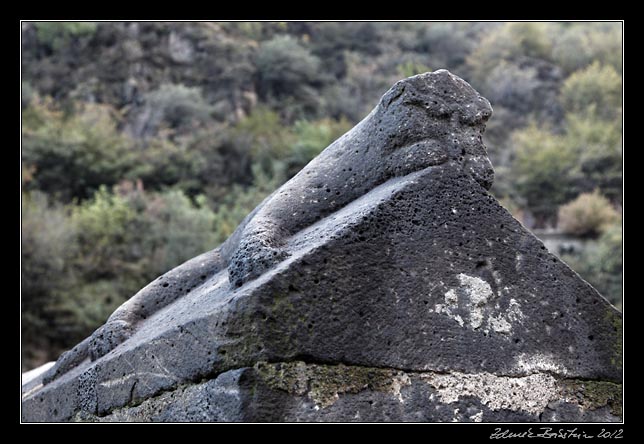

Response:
(433, 274), (525, 337)
(513, 352), (570, 376)
(391, 373), (412, 403)
(423, 371), (558, 416)
(470, 411), (484, 422)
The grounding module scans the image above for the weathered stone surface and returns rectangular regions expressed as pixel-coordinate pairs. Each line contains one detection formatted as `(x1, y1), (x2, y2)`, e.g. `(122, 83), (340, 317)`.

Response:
(22, 70), (622, 422)
(22, 362), (54, 391)
(73, 362), (621, 423)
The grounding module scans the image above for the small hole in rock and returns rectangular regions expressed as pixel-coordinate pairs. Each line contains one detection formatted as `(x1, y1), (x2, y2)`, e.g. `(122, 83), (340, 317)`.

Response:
(475, 260), (488, 269)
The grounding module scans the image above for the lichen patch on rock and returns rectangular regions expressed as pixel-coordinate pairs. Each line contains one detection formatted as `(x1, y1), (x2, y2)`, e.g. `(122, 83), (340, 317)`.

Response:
(255, 361), (411, 408)
(433, 273), (525, 337)
(423, 371), (558, 416)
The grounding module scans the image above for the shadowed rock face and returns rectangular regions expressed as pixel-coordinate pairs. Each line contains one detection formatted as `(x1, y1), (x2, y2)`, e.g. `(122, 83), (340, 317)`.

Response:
(23, 71), (622, 423)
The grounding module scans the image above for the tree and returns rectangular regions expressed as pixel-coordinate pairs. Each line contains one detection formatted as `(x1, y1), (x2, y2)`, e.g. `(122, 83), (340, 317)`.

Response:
(411, 22), (474, 69)
(22, 100), (134, 201)
(142, 83), (215, 137)
(509, 124), (577, 225)
(467, 22), (554, 85)
(127, 189), (218, 277)
(551, 23), (622, 75)
(509, 111), (622, 227)
(231, 106), (295, 175)
(560, 62), (622, 120)
(21, 191), (76, 366)
(255, 35), (325, 120)
(564, 113), (622, 203)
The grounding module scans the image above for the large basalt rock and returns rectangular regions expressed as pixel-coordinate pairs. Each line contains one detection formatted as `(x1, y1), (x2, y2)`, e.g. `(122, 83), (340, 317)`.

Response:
(21, 70), (622, 422)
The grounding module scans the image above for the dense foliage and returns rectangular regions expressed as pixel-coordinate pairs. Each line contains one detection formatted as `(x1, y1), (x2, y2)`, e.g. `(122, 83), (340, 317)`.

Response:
(21, 22), (622, 369)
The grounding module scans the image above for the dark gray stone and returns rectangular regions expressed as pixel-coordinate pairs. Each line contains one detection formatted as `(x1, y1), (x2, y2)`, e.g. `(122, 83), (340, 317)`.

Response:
(87, 369), (246, 422)
(67, 363), (622, 423)
(22, 70), (622, 422)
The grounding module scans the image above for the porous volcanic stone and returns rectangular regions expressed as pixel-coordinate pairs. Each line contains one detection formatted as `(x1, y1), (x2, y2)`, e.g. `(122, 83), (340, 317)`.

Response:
(22, 70), (622, 422)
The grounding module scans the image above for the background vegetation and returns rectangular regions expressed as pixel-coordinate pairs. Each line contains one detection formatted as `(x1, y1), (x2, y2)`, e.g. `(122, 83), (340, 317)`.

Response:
(21, 22), (622, 370)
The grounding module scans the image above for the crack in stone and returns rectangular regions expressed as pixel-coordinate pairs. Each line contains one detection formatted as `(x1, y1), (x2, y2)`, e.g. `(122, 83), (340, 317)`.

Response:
(86, 358), (620, 419)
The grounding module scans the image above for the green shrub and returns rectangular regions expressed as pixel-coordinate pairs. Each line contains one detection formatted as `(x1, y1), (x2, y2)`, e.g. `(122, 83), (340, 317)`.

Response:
(396, 61), (431, 78)
(22, 81), (35, 108)
(145, 83), (214, 130)
(256, 35), (325, 119)
(510, 124), (577, 223)
(562, 223), (622, 309)
(558, 190), (620, 237)
(551, 23), (622, 75)
(484, 61), (540, 113)
(21, 185), (220, 366)
(256, 35), (321, 94)
(34, 22), (97, 51)
(22, 100), (134, 201)
(412, 22), (474, 68)
(232, 106), (295, 174)
(70, 186), (136, 277)
(510, 111), (622, 225)
(125, 137), (205, 193)
(467, 22), (554, 85)
(128, 189), (218, 276)
(565, 113), (622, 202)
(286, 118), (352, 177)
(560, 62), (622, 120)
(21, 192), (76, 359)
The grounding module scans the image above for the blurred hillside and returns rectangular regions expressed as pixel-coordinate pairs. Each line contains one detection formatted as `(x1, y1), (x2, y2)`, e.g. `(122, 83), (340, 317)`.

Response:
(21, 22), (622, 370)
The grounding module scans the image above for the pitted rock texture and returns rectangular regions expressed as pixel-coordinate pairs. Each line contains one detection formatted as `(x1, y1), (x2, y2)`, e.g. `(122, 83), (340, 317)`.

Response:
(64, 362), (622, 423)
(22, 71), (622, 422)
